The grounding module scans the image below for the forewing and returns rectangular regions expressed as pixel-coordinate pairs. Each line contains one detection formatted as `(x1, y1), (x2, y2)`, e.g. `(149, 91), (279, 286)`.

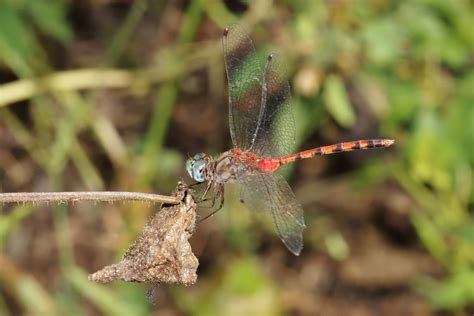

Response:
(223, 24), (265, 151)
(239, 172), (305, 255)
(251, 54), (296, 158)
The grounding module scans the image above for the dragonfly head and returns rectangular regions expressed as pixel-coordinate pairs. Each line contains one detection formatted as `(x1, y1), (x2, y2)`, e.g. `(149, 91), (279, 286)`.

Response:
(185, 153), (207, 182)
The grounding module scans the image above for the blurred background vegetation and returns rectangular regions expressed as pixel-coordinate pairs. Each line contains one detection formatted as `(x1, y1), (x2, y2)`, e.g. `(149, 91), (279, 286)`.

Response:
(0, 0), (472, 315)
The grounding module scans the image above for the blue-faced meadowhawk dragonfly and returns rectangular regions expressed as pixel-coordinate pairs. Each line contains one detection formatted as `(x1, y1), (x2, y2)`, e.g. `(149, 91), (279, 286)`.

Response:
(186, 24), (394, 255)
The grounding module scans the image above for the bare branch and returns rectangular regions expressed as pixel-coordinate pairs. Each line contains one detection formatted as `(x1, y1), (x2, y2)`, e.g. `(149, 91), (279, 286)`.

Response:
(0, 191), (181, 205)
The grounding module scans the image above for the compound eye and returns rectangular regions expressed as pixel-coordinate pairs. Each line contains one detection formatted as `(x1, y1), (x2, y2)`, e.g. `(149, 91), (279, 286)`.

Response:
(192, 160), (206, 182)
(193, 153), (206, 160)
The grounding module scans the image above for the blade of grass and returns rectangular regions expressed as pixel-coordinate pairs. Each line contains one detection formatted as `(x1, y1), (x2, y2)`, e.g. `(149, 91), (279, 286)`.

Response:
(138, 0), (204, 186)
(0, 108), (49, 166)
(0, 49), (217, 108)
(104, 0), (147, 66)
(66, 267), (143, 316)
(0, 256), (59, 316)
(70, 140), (105, 190)
(80, 0), (148, 172)
(0, 205), (32, 248)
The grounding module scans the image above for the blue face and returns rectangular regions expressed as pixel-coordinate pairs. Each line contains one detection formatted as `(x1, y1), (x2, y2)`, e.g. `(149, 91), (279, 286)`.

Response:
(185, 153), (207, 182)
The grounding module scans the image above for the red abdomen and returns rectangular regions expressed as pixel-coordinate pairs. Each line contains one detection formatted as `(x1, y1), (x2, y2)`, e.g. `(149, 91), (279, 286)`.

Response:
(257, 159), (280, 173)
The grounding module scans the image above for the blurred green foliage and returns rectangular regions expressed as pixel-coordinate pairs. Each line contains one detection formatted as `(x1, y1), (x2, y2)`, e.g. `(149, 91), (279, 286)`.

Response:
(0, 0), (473, 315)
(0, 0), (72, 76)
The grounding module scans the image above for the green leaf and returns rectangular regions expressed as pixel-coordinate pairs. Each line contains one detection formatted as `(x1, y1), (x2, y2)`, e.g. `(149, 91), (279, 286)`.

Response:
(26, 0), (72, 43)
(224, 258), (266, 295)
(426, 270), (474, 309)
(0, 5), (33, 74)
(0, 5), (30, 58)
(323, 74), (356, 128)
(360, 18), (406, 65)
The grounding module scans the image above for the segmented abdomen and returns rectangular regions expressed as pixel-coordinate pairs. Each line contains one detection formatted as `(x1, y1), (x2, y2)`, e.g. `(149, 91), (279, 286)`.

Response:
(258, 139), (394, 173)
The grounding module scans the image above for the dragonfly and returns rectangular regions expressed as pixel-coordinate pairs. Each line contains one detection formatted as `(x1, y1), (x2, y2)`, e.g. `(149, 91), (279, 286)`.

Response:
(186, 24), (394, 255)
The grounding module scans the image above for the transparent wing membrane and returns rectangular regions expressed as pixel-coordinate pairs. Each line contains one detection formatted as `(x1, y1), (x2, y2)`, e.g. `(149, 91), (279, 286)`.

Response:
(224, 25), (304, 255)
(223, 24), (265, 151)
(252, 54), (296, 158)
(239, 172), (305, 255)
(223, 25), (296, 158)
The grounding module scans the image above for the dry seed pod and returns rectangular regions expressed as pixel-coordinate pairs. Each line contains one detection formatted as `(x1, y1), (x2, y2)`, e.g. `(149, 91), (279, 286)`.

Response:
(89, 182), (198, 286)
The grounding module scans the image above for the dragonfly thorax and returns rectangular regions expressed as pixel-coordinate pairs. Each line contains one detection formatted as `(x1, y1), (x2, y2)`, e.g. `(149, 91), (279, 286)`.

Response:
(186, 149), (257, 184)
(213, 154), (248, 183)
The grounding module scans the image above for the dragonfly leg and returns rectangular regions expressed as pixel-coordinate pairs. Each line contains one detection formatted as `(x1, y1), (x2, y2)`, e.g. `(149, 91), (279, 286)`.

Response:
(188, 181), (214, 206)
(188, 181), (203, 188)
(198, 192), (217, 209)
(217, 186), (225, 209)
(192, 181), (217, 209)
(199, 181), (213, 201)
(199, 185), (225, 222)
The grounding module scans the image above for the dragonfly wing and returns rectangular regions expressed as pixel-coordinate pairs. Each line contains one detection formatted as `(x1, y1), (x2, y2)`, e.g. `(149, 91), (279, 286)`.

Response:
(252, 53), (296, 158)
(223, 24), (265, 151)
(223, 25), (296, 157)
(239, 172), (305, 255)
